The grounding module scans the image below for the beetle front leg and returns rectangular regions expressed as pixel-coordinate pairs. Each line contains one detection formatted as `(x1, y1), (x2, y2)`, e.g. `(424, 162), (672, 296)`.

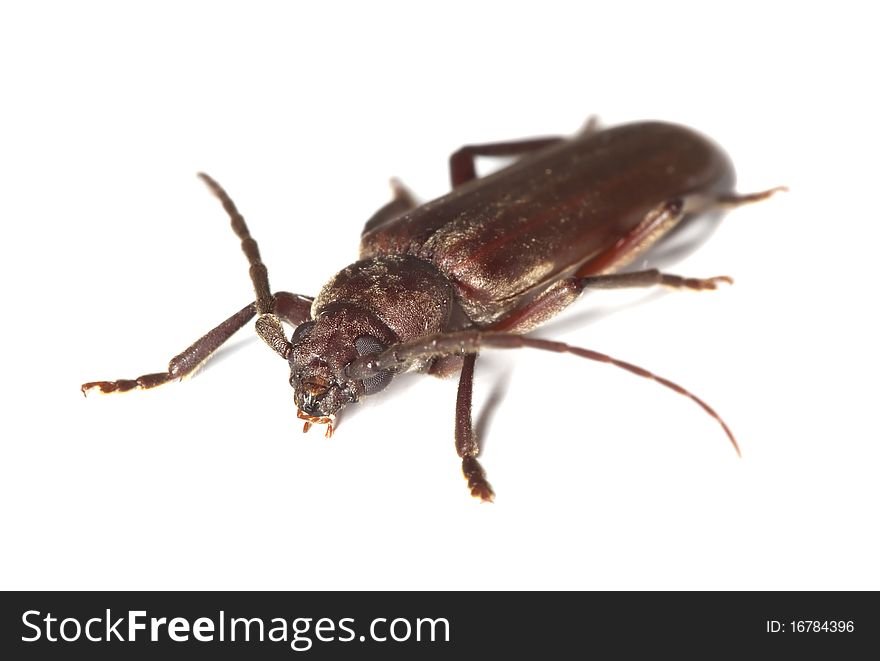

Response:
(455, 354), (495, 502)
(254, 291), (315, 360)
(273, 291), (314, 327)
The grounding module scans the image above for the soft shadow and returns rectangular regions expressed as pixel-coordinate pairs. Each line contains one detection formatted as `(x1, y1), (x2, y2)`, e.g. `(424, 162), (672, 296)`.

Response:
(332, 371), (425, 429)
(539, 289), (670, 336)
(647, 209), (725, 268)
(196, 335), (260, 374)
(474, 368), (512, 454)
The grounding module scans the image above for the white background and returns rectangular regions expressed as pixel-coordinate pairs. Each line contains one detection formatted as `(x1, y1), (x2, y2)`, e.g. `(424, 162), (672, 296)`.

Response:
(1, 1), (877, 590)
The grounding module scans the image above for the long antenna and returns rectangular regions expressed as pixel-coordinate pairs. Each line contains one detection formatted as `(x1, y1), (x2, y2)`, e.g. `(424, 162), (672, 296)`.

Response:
(197, 172), (274, 315)
(197, 173), (292, 360)
(346, 330), (741, 455)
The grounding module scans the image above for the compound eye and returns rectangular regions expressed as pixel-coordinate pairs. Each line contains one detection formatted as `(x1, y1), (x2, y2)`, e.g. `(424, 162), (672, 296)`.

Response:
(354, 334), (385, 357)
(354, 335), (392, 395)
(290, 321), (316, 345)
(361, 369), (392, 395)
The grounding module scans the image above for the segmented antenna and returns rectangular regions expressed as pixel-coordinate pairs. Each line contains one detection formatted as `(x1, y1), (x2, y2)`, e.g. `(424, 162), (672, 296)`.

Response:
(197, 172), (274, 315)
(346, 330), (740, 455)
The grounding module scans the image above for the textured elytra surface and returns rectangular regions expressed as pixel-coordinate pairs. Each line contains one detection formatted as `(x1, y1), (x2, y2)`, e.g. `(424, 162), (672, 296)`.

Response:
(312, 254), (459, 342)
(360, 122), (734, 325)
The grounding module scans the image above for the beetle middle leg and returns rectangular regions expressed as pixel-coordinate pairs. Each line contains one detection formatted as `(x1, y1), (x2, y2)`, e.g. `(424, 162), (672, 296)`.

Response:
(438, 186), (783, 493)
(485, 199), (707, 332)
(491, 268), (733, 334)
(455, 354), (494, 501)
(485, 185), (788, 335)
(448, 134), (576, 499)
(346, 330), (741, 458)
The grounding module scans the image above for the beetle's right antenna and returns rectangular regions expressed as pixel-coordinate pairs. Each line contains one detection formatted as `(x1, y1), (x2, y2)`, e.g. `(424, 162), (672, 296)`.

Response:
(197, 173), (292, 359)
(197, 172), (273, 314)
(347, 330), (741, 456)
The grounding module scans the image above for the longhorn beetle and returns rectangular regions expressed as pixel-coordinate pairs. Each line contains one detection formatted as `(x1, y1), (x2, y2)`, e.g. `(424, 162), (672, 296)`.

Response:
(82, 118), (784, 501)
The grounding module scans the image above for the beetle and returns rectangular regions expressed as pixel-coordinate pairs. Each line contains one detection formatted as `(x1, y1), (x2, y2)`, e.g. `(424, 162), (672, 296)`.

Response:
(82, 118), (783, 501)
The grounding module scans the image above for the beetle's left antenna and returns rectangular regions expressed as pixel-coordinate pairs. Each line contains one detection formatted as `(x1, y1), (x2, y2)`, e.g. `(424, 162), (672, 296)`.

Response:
(197, 173), (293, 360)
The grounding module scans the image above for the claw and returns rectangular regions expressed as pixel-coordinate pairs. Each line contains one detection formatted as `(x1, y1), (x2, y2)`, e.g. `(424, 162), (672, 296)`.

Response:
(462, 456), (495, 502)
(470, 481), (495, 503)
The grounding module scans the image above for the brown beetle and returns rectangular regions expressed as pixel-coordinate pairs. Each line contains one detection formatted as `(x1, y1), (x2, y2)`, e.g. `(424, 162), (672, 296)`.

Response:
(82, 119), (783, 501)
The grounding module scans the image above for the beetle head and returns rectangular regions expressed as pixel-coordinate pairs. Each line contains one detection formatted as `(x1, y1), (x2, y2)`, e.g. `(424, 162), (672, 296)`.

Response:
(287, 304), (396, 433)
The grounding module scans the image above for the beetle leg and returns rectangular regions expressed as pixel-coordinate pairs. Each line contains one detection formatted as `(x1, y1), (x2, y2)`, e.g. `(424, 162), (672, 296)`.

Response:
(488, 198), (702, 332)
(714, 187), (788, 208)
(490, 270), (732, 334)
(450, 136), (564, 187)
(577, 270), (731, 290)
(673, 186), (787, 217)
(273, 292), (314, 327)
(571, 187), (786, 277)
(361, 178), (418, 235)
(455, 354), (495, 502)
(575, 198), (687, 276)
(254, 291), (316, 360)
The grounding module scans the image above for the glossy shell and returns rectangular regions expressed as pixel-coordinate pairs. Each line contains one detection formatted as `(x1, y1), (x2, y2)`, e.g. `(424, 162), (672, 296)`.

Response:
(360, 121), (734, 324)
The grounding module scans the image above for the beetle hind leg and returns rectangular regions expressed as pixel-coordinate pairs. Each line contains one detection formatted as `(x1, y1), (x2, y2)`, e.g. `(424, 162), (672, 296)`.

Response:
(715, 186), (788, 208)
(488, 199), (728, 333)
